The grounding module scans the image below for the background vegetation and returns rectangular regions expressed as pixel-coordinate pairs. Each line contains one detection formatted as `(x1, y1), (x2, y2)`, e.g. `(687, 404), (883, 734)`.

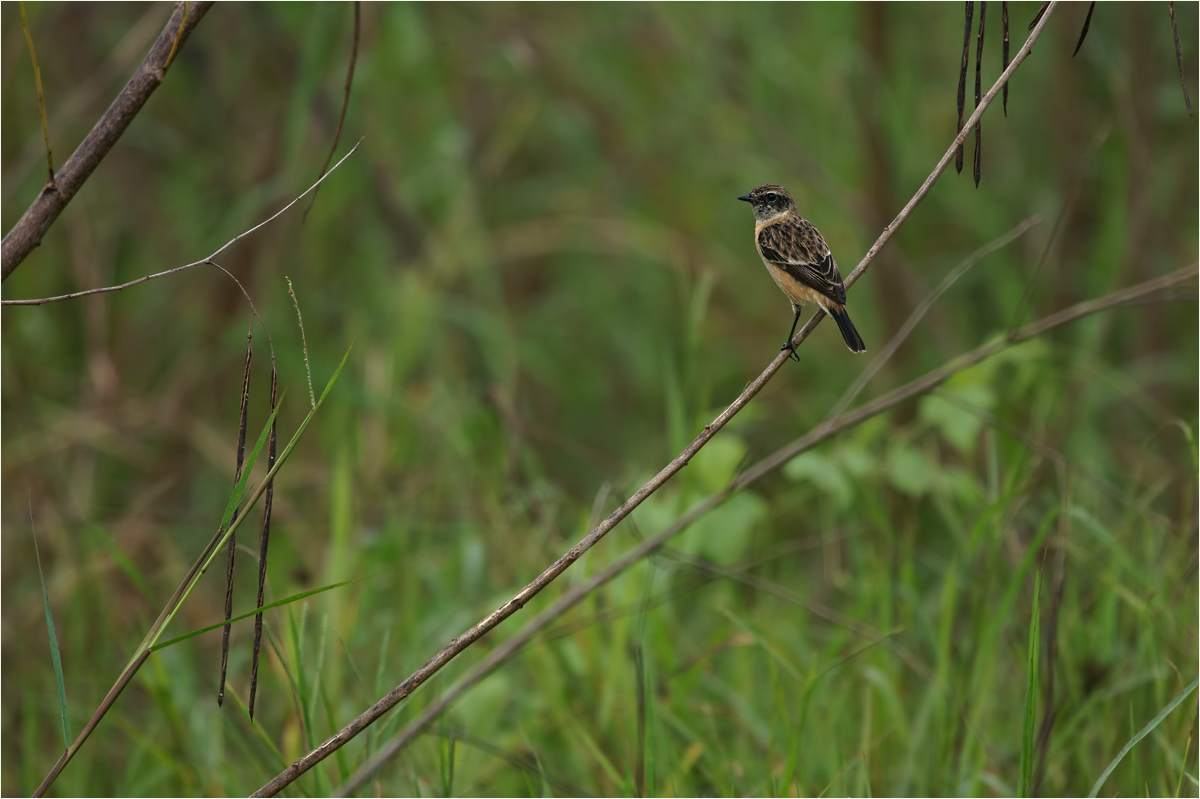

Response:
(2, 3), (1196, 796)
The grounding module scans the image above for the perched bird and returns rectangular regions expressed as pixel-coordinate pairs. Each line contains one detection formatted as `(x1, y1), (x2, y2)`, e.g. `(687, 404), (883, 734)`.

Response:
(738, 184), (865, 357)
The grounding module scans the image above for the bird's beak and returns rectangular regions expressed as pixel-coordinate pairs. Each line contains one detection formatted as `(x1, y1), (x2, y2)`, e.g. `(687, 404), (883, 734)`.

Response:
(737, 194), (752, 203)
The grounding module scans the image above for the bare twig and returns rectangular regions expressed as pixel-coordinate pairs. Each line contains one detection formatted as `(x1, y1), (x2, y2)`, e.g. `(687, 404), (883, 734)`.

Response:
(330, 262), (1196, 798)
(253, 8), (1062, 796)
(2, 2), (214, 280)
(2, 140), (363, 306)
(303, 2), (361, 223)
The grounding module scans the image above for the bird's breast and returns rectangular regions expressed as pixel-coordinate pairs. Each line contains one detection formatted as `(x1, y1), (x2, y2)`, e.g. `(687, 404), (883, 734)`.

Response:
(759, 258), (838, 312)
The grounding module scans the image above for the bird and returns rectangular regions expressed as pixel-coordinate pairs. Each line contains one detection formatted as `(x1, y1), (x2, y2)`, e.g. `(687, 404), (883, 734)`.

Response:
(737, 184), (865, 358)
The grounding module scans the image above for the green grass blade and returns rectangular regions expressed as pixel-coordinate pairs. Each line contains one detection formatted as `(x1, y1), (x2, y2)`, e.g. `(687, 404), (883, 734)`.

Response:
(1018, 570), (1041, 798)
(31, 519), (70, 748)
(151, 578), (366, 650)
(1087, 675), (1200, 798)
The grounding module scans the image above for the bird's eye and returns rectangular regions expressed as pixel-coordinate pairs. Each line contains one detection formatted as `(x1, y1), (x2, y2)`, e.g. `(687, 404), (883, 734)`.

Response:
(766, 192), (779, 203)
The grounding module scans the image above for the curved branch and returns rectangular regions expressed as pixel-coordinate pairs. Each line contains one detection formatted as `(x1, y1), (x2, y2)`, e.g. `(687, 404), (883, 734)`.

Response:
(2, 2), (214, 281)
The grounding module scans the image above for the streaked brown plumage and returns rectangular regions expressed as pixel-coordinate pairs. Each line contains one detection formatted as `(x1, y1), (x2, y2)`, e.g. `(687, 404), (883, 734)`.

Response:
(737, 184), (866, 356)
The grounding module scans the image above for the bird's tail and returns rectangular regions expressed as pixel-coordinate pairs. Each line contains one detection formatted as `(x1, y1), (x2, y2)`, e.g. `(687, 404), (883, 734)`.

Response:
(829, 307), (866, 353)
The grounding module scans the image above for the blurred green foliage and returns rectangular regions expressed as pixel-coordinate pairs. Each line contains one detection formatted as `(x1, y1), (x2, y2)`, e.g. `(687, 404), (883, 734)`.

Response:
(2, 3), (1197, 796)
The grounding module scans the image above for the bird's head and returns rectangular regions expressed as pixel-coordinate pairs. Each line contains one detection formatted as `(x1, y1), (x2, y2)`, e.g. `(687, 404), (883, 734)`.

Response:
(737, 184), (796, 223)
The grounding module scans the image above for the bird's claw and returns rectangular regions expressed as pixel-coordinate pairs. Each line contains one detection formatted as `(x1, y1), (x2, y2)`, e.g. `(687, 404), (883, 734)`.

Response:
(780, 342), (800, 362)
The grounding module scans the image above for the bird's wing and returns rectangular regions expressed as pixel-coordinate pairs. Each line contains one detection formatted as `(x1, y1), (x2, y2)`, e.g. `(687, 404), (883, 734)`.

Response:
(757, 220), (847, 305)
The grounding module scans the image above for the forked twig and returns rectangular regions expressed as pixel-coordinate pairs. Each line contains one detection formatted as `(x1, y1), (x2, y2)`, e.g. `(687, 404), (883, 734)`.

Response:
(254, 6), (1062, 795)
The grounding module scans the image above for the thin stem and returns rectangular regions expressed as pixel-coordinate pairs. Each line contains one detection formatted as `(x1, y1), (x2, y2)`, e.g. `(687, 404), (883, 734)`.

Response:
(3, 140), (363, 306)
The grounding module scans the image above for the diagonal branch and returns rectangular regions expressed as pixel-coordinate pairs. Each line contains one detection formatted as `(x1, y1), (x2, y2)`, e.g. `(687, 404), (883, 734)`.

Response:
(2, 2), (214, 281)
(253, 5), (1062, 796)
